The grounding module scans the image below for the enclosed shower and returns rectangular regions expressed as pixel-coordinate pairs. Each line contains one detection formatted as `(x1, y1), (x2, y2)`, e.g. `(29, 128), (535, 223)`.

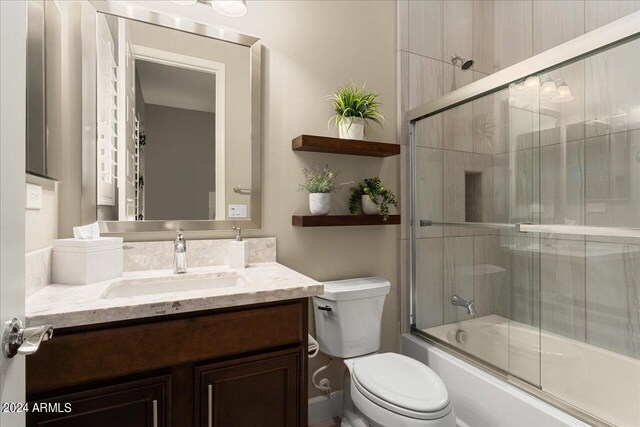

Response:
(409, 12), (640, 427)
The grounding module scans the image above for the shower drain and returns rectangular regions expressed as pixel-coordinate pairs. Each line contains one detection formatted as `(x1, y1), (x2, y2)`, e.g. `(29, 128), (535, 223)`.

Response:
(455, 329), (468, 344)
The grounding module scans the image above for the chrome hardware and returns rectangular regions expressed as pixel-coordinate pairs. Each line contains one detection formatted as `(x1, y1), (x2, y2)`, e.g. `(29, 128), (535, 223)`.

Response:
(455, 329), (468, 344)
(232, 226), (242, 241)
(420, 220), (521, 230)
(208, 384), (213, 427)
(420, 219), (640, 239)
(2, 318), (53, 358)
(232, 185), (251, 194)
(317, 305), (332, 312)
(451, 295), (477, 316)
(517, 223), (640, 238)
(173, 231), (187, 274)
(152, 399), (158, 427)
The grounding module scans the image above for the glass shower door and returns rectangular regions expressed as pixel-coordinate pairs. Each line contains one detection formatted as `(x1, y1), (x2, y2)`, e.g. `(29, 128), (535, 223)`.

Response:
(412, 79), (542, 386)
(412, 32), (640, 426)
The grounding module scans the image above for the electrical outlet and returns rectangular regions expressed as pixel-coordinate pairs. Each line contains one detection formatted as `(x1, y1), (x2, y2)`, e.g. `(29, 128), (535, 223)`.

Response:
(26, 183), (42, 210)
(228, 204), (247, 218)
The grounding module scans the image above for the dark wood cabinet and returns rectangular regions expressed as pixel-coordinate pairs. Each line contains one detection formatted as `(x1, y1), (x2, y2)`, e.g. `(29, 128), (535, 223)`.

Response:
(27, 376), (170, 427)
(27, 299), (308, 427)
(196, 351), (300, 427)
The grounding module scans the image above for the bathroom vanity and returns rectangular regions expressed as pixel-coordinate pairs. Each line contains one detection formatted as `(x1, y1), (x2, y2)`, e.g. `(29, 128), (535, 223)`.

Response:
(25, 263), (322, 427)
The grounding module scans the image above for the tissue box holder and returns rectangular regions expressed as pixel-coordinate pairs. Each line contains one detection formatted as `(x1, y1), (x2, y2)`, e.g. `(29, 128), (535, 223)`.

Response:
(52, 237), (124, 285)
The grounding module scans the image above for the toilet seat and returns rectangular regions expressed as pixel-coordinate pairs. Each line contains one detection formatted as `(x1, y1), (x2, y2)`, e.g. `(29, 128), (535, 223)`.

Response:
(351, 353), (452, 421)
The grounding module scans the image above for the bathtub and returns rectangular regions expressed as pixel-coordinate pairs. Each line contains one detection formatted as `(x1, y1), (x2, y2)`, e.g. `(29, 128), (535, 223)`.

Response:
(404, 315), (640, 427)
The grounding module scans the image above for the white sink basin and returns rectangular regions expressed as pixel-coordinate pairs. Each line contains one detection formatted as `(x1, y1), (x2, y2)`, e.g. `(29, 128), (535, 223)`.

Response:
(101, 272), (246, 299)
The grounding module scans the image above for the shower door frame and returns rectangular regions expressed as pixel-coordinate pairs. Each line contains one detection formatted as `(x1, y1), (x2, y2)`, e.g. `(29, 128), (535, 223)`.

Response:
(408, 10), (640, 427)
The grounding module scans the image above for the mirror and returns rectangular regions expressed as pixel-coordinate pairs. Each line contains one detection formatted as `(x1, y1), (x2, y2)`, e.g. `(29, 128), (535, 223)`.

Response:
(84, 3), (261, 232)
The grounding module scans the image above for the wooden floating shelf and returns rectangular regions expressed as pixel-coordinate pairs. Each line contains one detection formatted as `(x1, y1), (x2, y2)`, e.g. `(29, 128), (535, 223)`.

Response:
(292, 134), (400, 158)
(292, 215), (401, 227)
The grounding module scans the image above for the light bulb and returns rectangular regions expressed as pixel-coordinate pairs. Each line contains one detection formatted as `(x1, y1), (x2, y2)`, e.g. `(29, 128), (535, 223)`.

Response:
(540, 77), (558, 99)
(523, 76), (539, 89)
(212, 0), (247, 17)
(551, 82), (574, 103)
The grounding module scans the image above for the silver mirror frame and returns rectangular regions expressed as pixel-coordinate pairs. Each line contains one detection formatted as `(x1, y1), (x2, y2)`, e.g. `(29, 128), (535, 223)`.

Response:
(81, 1), (261, 234)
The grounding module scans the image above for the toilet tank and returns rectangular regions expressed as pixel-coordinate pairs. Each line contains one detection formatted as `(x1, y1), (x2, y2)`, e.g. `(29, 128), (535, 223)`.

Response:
(313, 277), (391, 358)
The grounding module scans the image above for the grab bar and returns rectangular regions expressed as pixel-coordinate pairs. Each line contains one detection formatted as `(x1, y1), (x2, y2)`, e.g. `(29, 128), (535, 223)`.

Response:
(420, 220), (640, 239)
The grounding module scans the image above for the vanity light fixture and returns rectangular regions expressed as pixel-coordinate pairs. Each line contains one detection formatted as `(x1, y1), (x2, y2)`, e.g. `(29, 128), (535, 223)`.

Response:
(171, 0), (248, 17)
(551, 79), (574, 103)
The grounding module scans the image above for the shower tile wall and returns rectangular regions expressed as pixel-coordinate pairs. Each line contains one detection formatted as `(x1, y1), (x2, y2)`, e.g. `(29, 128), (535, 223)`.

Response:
(399, 0), (640, 359)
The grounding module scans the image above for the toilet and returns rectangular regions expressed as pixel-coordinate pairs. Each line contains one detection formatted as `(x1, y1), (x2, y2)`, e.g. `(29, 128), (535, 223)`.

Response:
(313, 277), (456, 427)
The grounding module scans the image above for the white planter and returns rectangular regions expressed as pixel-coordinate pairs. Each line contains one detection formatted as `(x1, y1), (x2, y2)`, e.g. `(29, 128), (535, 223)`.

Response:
(309, 193), (331, 215)
(338, 117), (365, 140)
(361, 195), (379, 215)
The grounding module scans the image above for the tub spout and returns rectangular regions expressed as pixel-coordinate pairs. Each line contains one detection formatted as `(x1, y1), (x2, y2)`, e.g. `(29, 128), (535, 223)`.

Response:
(452, 295), (477, 316)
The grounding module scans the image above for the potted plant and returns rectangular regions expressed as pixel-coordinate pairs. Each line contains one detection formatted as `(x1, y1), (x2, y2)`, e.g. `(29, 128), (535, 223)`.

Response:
(328, 83), (384, 140)
(298, 165), (350, 215)
(349, 177), (398, 221)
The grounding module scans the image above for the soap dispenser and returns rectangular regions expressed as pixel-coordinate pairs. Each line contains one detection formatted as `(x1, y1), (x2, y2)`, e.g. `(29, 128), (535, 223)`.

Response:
(228, 226), (248, 268)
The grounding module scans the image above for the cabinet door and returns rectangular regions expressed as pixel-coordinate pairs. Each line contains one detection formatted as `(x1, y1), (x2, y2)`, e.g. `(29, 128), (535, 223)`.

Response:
(197, 352), (300, 427)
(27, 376), (170, 427)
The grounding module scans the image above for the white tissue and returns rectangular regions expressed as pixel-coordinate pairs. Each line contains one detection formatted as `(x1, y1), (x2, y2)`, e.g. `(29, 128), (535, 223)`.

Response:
(73, 222), (101, 240)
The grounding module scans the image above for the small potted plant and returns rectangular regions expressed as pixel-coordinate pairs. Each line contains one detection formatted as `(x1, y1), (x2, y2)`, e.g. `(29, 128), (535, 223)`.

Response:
(298, 165), (350, 216)
(349, 177), (398, 221)
(328, 83), (384, 140)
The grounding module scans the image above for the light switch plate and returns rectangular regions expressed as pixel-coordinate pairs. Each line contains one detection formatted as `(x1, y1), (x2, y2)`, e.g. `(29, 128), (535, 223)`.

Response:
(26, 183), (42, 210)
(228, 204), (247, 218)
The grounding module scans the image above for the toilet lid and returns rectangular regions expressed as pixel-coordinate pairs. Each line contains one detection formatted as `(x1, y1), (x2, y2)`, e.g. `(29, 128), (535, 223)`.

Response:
(352, 353), (450, 415)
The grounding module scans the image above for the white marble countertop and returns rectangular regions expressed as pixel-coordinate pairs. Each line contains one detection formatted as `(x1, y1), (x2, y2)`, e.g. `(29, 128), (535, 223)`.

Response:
(26, 262), (323, 329)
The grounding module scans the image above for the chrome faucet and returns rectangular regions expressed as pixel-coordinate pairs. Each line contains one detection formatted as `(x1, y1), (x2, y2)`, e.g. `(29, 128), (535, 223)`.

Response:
(451, 295), (477, 316)
(173, 232), (187, 274)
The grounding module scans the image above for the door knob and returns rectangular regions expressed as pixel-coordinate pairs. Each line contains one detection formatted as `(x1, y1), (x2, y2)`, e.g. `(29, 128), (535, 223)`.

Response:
(2, 318), (53, 358)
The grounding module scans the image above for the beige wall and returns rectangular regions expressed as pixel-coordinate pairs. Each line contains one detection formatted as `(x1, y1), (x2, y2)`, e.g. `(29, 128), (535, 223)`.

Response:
(25, 177), (59, 252)
(58, 1), (83, 238)
(54, 0), (399, 398)
(144, 104), (216, 220)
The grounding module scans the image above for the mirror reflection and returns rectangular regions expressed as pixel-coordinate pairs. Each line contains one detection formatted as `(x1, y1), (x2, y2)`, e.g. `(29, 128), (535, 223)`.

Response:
(95, 13), (252, 222)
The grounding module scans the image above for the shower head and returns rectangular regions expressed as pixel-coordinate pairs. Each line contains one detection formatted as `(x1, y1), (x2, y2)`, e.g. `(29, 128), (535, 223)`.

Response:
(451, 55), (474, 71)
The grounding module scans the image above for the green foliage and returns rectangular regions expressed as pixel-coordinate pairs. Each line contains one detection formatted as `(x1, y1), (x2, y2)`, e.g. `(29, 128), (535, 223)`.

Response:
(297, 165), (350, 194)
(328, 83), (384, 129)
(349, 177), (398, 221)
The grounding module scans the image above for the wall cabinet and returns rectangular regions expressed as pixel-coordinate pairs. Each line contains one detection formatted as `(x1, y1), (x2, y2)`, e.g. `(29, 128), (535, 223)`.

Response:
(27, 299), (308, 427)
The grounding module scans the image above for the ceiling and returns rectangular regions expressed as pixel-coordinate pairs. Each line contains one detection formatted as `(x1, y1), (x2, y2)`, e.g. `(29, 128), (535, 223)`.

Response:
(136, 60), (216, 113)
